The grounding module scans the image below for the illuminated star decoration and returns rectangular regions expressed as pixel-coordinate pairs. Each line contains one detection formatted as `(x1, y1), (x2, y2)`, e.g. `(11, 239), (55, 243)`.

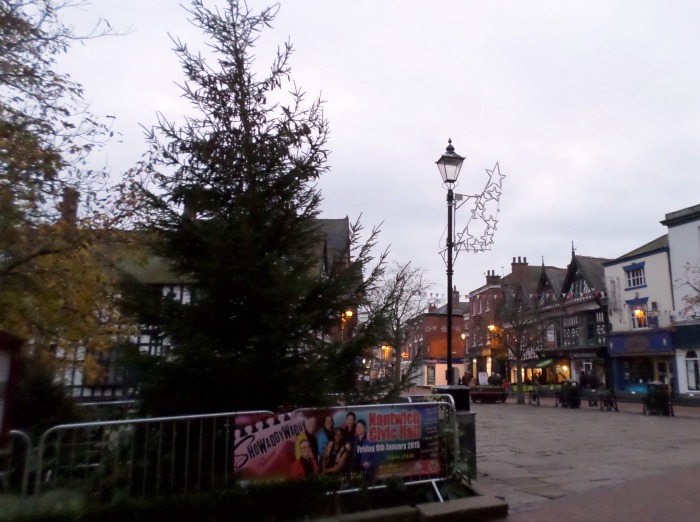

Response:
(440, 162), (505, 265)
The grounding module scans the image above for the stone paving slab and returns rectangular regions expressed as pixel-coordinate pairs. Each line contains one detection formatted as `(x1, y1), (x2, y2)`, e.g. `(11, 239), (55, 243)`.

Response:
(470, 398), (700, 517)
(498, 464), (700, 522)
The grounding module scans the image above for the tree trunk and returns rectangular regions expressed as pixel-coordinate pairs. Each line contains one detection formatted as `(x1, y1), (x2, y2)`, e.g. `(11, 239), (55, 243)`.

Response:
(515, 359), (525, 404)
(393, 349), (402, 385)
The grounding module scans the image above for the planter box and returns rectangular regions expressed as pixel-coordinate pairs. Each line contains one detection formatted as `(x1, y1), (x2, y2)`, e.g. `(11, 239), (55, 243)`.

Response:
(470, 386), (508, 403)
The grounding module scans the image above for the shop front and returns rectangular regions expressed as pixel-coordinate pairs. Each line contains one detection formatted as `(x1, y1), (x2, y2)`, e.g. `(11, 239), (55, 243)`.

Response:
(469, 347), (495, 381)
(516, 358), (559, 385)
(423, 357), (465, 386)
(673, 324), (700, 395)
(569, 349), (608, 387)
(607, 331), (673, 393)
(534, 347), (608, 386)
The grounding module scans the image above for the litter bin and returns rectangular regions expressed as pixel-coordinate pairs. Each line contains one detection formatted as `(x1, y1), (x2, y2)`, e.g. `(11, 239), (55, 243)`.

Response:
(556, 379), (581, 408)
(643, 382), (673, 416)
(431, 385), (471, 411)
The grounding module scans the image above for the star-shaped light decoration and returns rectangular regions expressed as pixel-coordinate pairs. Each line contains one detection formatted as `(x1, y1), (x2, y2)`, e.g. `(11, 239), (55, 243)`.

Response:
(445, 161), (505, 260)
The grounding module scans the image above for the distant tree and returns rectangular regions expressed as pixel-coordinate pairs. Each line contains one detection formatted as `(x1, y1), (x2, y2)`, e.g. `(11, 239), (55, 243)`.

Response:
(486, 286), (550, 404)
(0, 0), (116, 239)
(0, 0), (129, 386)
(117, 0), (388, 414)
(679, 263), (700, 317)
(360, 262), (432, 401)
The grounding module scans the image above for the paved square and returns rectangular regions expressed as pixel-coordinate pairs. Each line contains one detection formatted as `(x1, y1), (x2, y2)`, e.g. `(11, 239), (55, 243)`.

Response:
(471, 397), (700, 512)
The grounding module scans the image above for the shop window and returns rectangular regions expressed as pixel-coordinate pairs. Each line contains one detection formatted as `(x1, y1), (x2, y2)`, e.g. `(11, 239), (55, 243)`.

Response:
(686, 351), (700, 391)
(427, 365), (435, 385)
(629, 359), (654, 384)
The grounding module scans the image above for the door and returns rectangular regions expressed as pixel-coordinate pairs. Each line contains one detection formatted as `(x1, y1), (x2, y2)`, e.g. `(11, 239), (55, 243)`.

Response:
(655, 360), (669, 385)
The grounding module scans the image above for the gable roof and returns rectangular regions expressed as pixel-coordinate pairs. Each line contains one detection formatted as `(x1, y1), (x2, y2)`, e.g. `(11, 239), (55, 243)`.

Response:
(562, 255), (610, 293)
(535, 265), (567, 305)
(542, 265), (567, 294)
(501, 265), (542, 295)
(107, 218), (352, 284)
(432, 297), (470, 316)
(494, 264), (542, 312)
(603, 235), (669, 266)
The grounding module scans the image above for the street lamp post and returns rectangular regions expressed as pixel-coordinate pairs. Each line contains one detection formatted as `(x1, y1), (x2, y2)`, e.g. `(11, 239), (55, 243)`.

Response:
(436, 139), (465, 385)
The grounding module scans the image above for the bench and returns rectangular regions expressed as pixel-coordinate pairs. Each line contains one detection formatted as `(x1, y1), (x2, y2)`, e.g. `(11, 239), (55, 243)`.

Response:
(596, 390), (619, 412)
(528, 387), (540, 405)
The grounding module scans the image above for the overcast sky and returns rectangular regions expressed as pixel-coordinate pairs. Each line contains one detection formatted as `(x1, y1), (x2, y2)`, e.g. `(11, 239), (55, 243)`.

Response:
(60, 0), (700, 300)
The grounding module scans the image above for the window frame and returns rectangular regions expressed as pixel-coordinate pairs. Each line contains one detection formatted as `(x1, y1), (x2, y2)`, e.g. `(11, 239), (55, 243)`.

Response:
(686, 351), (700, 391)
(426, 365), (436, 385)
(631, 305), (648, 329)
(623, 261), (646, 289)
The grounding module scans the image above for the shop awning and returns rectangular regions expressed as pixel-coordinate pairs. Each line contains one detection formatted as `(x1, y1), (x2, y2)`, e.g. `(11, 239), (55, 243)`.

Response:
(520, 358), (556, 369)
(534, 358), (556, 368)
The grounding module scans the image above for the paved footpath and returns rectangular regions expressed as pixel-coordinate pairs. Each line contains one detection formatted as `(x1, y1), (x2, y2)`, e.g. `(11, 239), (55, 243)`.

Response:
(470, 397), (700, 521)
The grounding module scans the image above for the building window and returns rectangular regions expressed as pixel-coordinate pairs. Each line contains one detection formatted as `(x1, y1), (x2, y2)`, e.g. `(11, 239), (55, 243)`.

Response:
(623, 262), (646, 289)
(626, 268), (645, 288)
(427, 365), (436, 385)
(687, 351), (700, 391)
(571, 277), (587, 296)
(562, 316), (578, 348)
(162, 284), (192, 304)
(631, 305), (648, 329)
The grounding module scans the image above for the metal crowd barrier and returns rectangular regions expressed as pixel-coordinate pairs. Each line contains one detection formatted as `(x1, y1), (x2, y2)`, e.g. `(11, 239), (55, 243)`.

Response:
(295, 396), (461, 500)
(368, 395), (460, 500)
(19, 397), (462, 502)
(0, 430), (32, 496)
(34, 410), (272, 498)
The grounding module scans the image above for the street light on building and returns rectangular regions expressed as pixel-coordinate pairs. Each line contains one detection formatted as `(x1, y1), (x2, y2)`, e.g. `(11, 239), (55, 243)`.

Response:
(341, 309), (353, 340)
(436, 139), (465, 385)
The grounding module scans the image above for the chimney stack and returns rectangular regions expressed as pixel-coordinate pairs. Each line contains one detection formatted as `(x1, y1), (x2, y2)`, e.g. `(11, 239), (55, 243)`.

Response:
(59, 188), (79, 224)
(452, 286), (460, 307)
(511, 256), (529, 280)
(486, 269), (501, 285)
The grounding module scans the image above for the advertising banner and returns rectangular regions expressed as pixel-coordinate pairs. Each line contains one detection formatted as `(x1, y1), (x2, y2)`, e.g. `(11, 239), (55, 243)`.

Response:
(234, 403), (441, 483)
